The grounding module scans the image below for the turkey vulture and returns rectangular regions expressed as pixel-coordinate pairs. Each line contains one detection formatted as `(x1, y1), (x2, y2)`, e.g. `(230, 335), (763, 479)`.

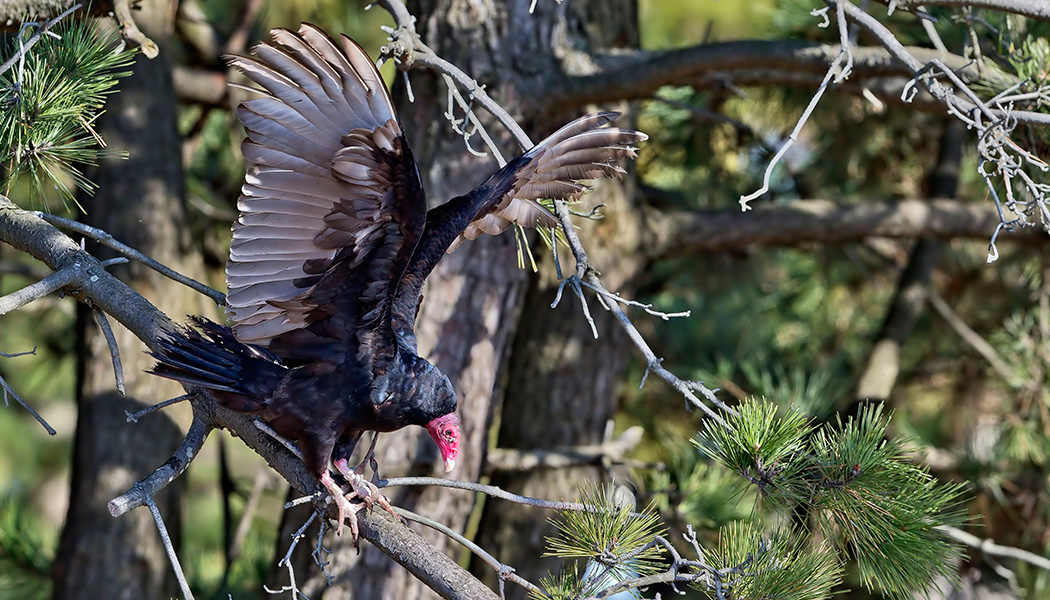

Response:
(150, 23), (646, 539)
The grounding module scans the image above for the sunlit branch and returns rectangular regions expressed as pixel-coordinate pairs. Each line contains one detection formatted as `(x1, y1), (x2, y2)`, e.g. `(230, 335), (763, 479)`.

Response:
(32, 210), (226, 304)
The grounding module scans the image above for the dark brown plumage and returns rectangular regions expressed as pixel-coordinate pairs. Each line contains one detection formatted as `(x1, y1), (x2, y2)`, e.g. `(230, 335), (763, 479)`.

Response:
(149, 23), (646, 538)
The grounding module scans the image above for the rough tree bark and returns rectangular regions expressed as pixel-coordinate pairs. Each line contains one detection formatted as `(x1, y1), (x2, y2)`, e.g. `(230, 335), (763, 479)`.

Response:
(470, 3), (644, 593)
(51, 3), (210, 599)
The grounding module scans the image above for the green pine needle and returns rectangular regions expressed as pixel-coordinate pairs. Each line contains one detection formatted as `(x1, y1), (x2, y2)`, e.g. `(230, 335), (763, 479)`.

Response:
(699, 400), (968, 599)
(531, 562), (589, 600)
(544, 484), (666, 584)
(809, 405), (967, 598)
(704, 521), (841, 600)
(695, 397), (812, 502)
(0, 19), (135, 208)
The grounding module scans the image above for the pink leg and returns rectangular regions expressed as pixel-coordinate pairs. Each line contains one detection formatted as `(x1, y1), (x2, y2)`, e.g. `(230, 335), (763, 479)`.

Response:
(319, 470), (365, 543)
(333, 458), (401, 522)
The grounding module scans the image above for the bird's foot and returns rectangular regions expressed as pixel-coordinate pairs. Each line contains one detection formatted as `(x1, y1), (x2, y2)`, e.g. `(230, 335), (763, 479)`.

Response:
(320, 470), (366, 545)
(334, 458), (401, 523)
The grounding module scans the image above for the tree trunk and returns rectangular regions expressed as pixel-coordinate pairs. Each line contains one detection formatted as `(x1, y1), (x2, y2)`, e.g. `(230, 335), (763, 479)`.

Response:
(268, 1), (643, 598)
(469, 3), (643, 594)
(52, 3), (209, 599)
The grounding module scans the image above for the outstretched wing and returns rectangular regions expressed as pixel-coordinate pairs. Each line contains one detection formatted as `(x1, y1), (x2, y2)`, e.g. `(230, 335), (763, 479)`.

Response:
(224, 24), (425, 365)
(390, 112), (647, 348)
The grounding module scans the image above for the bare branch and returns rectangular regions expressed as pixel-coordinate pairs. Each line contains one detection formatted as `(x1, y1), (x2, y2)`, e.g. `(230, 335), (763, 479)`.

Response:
(926, 288), (1023, 387)
(485, 426), (644, 473)
(0, 347), (36, 358)
(739, 5), (852, 210)
(395, 506), (543, 597)
(937, 525), (1050, 572)
(358, 509), (501, 600)
(553, 197), (731, 427)
(113, 0), (158, 58)
(545, 41), (1016, 112)
(645, 198), (1044, 260)
(124, 393), (193, 423)
(263, 510), (317, 599)
(0, 3), (81, 78)
(172, 66), (227, 106)
(375, 0), (533, 149)
(31, 210), (226, 304)
(146, 496), (194, 600)
(379, 476), (593, 512)
(0, 369), (56, 435)
(109, 412), (212, 517)
(0, 263), (78, 315)
(91, 306), (126, 396)
(873, 0), (1050, 22)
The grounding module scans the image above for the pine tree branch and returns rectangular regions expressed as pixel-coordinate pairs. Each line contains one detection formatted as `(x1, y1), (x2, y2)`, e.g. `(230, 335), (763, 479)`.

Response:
(644, 199), (1044, 259)
(542, 41), (1017, 112)
(871, 0), (1050, 22)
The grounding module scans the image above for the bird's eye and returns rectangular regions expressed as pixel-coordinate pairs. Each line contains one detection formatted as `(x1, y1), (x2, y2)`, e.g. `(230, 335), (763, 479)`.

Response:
(444, 429), (453, 437)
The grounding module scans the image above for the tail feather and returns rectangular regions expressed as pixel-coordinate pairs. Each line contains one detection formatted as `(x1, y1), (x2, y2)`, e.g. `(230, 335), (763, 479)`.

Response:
(149, 317), (287, 411)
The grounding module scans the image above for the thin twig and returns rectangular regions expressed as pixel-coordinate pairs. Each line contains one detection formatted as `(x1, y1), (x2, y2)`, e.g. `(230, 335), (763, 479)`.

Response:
(578, 279), (691, 320)
(92, 306), (125, 396)
(109, 414), (212, 516)
(31, 211), (226, 304)
(0, 347), (36, 358)
(0, 3), (82, 78)
(380, 476), (591, 512)
(124, 394), (193, 423)
(937, 525), (1050, 573)
(0, 371), (56, 435)
(255, 419), (305, 461)
(394, 506), (543, 596)
(739, 41), (851, 209)
(146, 496), (195, 600)
(263, 508), (317, 599)
(0, 264), (78, 315)
(926, 288), (1022, 388)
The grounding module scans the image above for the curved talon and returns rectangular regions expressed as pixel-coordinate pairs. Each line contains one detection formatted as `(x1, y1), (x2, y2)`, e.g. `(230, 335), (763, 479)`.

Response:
(320, 470), (365, 546)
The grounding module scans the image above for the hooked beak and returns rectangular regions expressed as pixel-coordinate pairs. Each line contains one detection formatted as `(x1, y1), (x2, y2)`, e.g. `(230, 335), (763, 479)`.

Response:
(443, 456), (456, 472)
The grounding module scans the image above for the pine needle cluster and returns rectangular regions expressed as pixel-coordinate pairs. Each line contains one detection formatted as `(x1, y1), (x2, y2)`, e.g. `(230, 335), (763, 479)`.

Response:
(698, 399), (967, 598)
(0, 20), (135, 209)
(537, 484), (665, 599)
(704, 521), (841, 600)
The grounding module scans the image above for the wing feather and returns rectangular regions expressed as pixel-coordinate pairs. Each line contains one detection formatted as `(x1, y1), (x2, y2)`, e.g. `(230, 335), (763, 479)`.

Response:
(391, 112), (646, 347)
(224, 25), (424, 351)
(451, 113), (647, 249)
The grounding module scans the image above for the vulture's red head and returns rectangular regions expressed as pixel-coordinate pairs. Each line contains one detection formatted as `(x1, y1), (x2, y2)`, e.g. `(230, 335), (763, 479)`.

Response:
(426, 413), (461, 472)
